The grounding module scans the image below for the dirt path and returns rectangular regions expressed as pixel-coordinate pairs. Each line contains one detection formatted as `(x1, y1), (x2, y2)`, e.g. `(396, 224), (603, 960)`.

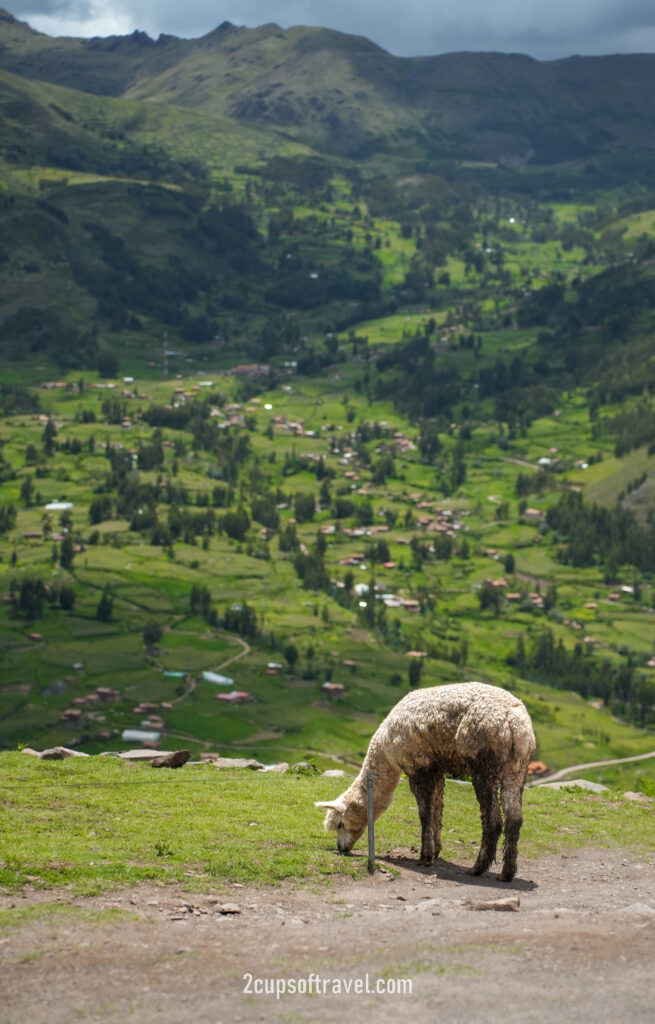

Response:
(533, 750), (655, 784)
(170, 635), (251, 708)
(1, 848), (653, 1024)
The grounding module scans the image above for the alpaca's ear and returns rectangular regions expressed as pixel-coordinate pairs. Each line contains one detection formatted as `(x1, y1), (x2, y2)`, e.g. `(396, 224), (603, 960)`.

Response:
(315, 800), (341, 809)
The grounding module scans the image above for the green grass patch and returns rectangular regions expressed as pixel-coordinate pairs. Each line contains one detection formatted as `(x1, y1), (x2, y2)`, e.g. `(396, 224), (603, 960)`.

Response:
(0, 754), (652, 895)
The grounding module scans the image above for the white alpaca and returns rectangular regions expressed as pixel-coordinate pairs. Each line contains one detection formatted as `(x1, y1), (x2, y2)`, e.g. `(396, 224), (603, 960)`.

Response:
(316, 682), (535, 881)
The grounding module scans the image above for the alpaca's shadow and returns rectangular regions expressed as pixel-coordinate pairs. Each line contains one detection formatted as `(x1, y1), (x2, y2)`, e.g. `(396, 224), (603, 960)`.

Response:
(375, 850), (538, 892)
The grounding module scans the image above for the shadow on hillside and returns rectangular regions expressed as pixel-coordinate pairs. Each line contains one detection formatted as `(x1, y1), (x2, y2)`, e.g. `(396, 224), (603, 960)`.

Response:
(374, 849), (538, 892)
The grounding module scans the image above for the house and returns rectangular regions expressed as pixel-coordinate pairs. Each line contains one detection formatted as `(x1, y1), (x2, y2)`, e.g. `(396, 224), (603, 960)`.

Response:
(61, 708), (83, 722)
(216, 691), (252, 704)
(322, 682), (345, 700)
(202, 671), (234, 686)
(133, 701), (158, 715)
(121, 728), (161, 744)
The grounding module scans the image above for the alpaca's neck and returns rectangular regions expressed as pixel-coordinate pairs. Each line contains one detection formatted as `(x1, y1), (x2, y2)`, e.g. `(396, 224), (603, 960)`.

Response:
(352, 741), (401, 819)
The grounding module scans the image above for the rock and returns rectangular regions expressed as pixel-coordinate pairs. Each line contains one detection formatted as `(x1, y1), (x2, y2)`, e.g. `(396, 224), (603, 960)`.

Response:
(40, 746), (88, 760)
(213, 757), (264, 770)
(539, 779), (608, 793)
(109, 749), (176, 762)
(467, 896), (520, 912)
(258, 762), (289, 773)
(217, 903), (241, 915)
(151, 750), (191, 769)
(622, 791), (654, 803)
(416, 899), (440, 912)
(322, 769), (346, 778)
(20, 747), (41, 757)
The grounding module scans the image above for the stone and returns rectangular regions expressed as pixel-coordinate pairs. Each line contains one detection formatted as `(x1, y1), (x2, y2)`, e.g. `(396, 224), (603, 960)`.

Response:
(110, 749), (176, 762)
(322, 769), (346, 778)
(20, 748), (41, 757)
(467, 896), (520, 912)
(539, 779), (608, 793)
(212, 757), (264, 770)
(258, 762), (289, 773)
(416, 899), (440, 912)
(217, 903), (241, 915)
(40, 746), (88, 760)
(622, 791), (653, 803)
(151, 750), (191, 769)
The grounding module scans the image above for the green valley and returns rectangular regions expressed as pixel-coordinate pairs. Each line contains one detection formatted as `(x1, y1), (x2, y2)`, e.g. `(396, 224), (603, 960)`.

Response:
(0, 9), (654, 791)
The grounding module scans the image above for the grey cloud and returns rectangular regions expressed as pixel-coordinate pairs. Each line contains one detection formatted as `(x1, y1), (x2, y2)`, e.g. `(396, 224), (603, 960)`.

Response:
(8, 0), (655, 57)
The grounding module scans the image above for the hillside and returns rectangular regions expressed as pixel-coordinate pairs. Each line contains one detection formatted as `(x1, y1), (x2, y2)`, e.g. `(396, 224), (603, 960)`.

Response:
(3, 9), (655, 163)
(0, 8), (654, 782)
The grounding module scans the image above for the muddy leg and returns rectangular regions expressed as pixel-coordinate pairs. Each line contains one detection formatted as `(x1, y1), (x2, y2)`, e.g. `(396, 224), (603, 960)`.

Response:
(408, 770), (438, 865)
(500, 773), (525, 882)
(470, 773), (502, 876)
(431, 774), (445, 860)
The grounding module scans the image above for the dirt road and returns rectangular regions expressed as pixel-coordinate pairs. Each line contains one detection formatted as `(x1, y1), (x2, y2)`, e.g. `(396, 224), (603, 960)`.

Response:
(1, 847), (654, 1024)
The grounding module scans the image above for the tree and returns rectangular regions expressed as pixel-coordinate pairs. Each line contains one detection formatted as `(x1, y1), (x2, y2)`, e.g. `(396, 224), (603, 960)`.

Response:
(293, 492), (316, 523)
(96, 585), (114, 622)
(59, 534), (75, 570)
(97, 344), (119, 378)
(20, 474), (34, 508)
(11, 577), (46, 619)
(418, 420), (442, 462)
(189, 583), (212, 619)
(143, 620), (163, 649)
(59, 584), (76, 611)
(42, 418), (57, 456)
(408, 658), (423, 688)
(222, 507), (250, 542)
(478, 581), (503, 615)
(284, 643), (299, 672)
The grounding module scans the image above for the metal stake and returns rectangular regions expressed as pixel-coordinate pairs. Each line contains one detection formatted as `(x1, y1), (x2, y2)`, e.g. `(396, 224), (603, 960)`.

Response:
(367, 770), (375, 874)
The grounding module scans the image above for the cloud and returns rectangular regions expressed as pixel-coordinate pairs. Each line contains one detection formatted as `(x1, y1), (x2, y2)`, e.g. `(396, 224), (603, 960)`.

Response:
(8, 0), (655, 57)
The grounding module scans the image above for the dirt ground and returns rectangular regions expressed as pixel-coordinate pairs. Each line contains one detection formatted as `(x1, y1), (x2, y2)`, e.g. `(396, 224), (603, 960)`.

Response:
(1, 847), (654, 1024)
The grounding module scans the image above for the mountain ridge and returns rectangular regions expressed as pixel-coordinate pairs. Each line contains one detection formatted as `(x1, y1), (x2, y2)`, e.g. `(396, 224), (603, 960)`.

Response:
(2, 7), (655, 161)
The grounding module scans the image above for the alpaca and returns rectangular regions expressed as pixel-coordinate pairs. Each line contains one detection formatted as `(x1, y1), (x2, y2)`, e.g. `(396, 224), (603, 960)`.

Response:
(316, 682), (535, 881)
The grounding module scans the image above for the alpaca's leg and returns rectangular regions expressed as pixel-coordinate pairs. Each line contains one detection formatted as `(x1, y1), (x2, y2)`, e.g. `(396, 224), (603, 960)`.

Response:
(470, 772), (502, 875)
(431, 774), (445, 860)
(408, 769), (438, 865)
(499, 772), (525, 882)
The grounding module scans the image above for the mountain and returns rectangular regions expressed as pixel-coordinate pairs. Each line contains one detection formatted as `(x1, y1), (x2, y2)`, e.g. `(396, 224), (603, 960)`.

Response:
(2, 8), (655, 161)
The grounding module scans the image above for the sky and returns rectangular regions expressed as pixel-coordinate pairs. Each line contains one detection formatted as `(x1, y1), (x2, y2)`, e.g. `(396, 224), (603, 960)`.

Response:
(7, 0), (655, 60)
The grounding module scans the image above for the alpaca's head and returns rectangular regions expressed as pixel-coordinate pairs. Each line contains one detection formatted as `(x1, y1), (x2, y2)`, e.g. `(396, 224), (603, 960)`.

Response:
(315, 797), (368, 853)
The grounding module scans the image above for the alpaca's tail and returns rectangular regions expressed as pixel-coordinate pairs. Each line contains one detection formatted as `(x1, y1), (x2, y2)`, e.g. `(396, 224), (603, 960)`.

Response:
(507, 705), (536, 772)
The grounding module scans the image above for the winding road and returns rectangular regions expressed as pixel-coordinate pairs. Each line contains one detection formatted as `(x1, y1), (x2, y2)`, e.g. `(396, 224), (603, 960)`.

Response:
(531, 749), (655, 785)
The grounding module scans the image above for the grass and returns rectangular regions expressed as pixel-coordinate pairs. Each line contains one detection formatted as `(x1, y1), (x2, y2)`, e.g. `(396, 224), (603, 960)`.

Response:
(0, 141), (654, 781)
(0, 753), (653, 895)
